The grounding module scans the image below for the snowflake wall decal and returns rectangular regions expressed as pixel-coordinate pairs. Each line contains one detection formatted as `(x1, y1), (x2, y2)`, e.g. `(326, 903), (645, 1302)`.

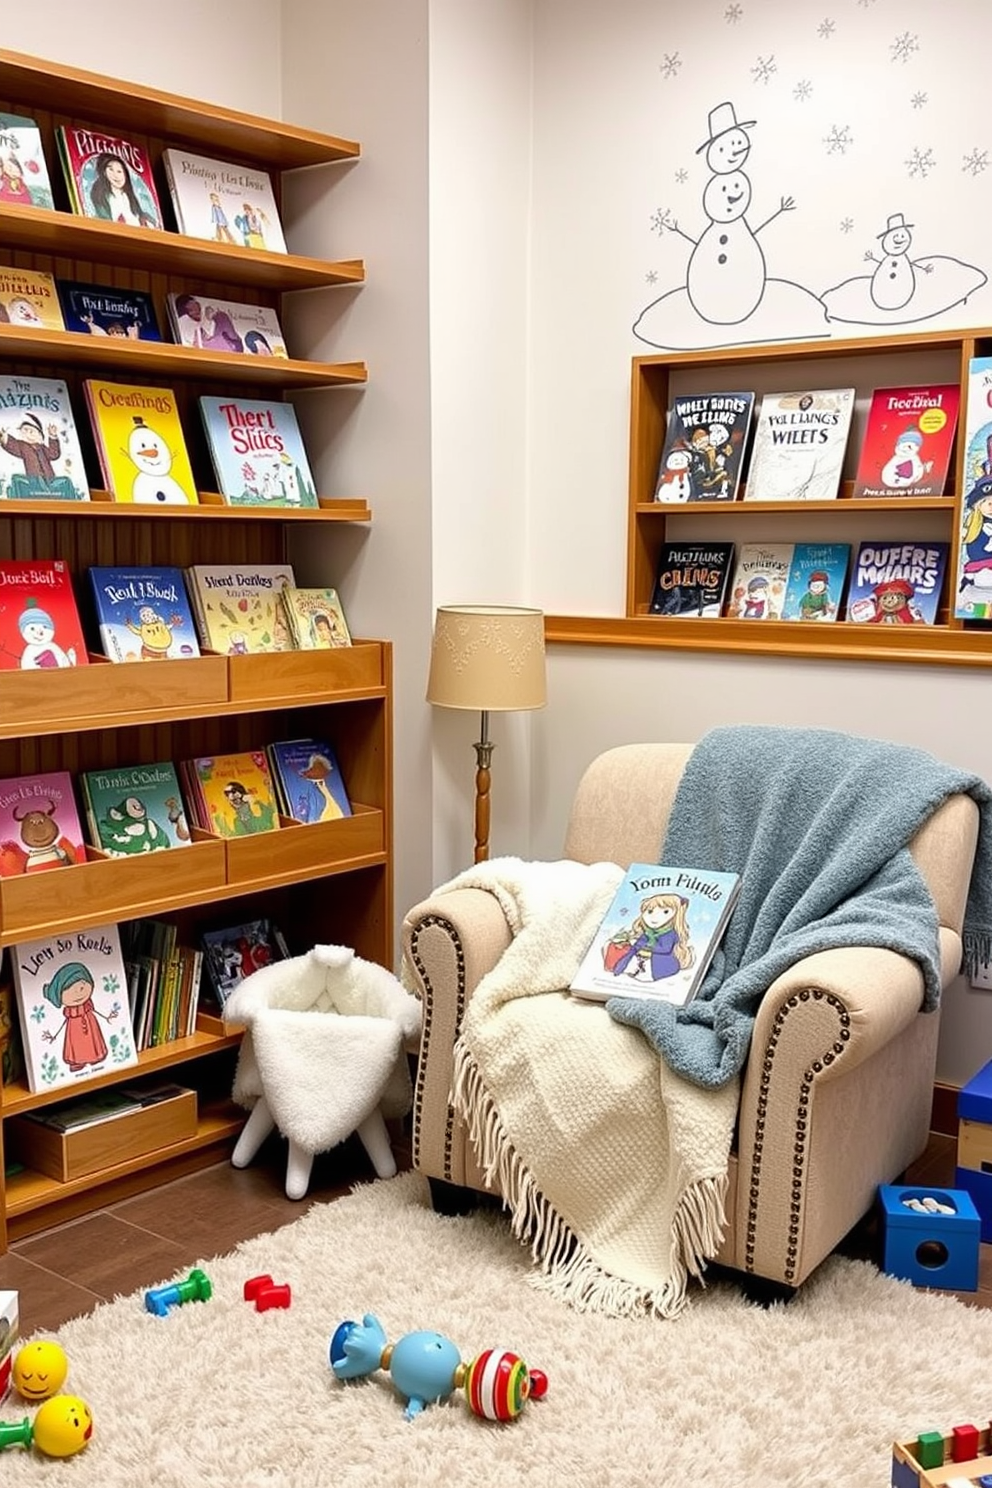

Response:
(824, 124), (853, 155)
(962, 148), (990, 177)
(890, 32), (920, 64)
(650, 207), (677, 235)
(905, 145), (935, 179)
(817, 18), (836, 40)
(911, 91), (928, 109)
(659, 52), (682, 78)
(675, 168), (689, 184)
(840, 217), (854, 233)
(725, 3), (743, 21)
(751, 54), (777, 85)
(646, 269), (658, 284)
(794, 79), (813, 102)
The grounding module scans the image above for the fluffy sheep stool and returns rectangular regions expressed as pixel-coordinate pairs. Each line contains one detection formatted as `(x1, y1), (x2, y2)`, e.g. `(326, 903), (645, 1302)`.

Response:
(222, 944), (422, 1199)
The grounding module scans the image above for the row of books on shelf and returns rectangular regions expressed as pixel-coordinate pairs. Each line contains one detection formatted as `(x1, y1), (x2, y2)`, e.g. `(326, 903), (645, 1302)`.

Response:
(0, 559), (351, 671)
(0, 372), (323, 509)
(0, 741), (351, 878)
(650, 540), (951, 624)
(0, 912), (290, 1095)
(1, 111), (291, 255)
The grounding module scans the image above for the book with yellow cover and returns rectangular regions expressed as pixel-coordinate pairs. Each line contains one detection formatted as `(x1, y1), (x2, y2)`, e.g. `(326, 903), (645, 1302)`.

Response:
(185, 563), (295, 654)
(83, 379), (198, 505)
(184, 750), (280, 838)
(281, 586), (352, 648)
(0, 263), (64, 331)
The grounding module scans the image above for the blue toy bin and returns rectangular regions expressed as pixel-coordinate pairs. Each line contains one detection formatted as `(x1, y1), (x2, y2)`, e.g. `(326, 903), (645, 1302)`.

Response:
(879, 1183), (980, 1292)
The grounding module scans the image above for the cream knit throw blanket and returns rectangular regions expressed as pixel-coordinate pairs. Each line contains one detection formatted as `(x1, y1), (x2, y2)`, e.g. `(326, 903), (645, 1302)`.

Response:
(439, 857), (739, 1319)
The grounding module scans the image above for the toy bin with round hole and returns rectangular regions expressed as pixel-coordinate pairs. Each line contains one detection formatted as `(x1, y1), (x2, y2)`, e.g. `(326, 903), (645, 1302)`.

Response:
(879, 1184), (980, 1292)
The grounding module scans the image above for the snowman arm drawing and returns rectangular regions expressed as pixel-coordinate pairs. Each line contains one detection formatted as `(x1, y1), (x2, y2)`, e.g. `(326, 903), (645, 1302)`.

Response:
(910, 258), (934, 274)
(754, 196), (796, 235)
(669, 217), (697, 245)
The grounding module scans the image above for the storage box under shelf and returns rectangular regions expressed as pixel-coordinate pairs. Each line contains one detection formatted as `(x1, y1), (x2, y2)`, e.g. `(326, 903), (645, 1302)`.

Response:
(7, 1086), (198, 1183)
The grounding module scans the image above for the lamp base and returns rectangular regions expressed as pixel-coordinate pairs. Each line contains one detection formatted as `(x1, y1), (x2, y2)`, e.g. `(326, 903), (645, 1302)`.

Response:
(473, 738), (494, 863)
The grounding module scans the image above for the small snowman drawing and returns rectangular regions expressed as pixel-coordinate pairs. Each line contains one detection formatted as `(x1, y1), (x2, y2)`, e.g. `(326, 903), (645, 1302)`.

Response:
(865, 213), (931, 313)
(654, 445), (693, 502)
(880, 426), (931, 490)
(124, 416), (193, 504)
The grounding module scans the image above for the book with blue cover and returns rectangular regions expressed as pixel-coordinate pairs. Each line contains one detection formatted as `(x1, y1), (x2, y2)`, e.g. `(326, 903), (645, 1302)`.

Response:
(198, 395), (319, 508)
(57, 279), (161, 341)
(779, 543), (851, 622)
(845, 541), (949, 626)
(87, 566), (201, 662)
(266, 739), (352, 823)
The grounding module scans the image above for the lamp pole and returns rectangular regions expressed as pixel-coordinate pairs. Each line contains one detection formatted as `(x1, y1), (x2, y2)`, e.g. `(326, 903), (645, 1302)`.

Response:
(473, 708), (493, 863)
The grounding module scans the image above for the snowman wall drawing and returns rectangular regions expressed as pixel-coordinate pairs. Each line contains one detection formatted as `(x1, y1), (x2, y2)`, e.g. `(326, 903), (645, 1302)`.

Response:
(822, 211), (986, 328)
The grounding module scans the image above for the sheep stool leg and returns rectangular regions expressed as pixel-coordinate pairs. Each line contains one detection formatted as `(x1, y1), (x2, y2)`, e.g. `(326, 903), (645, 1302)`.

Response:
(232, 1098), (276, 1169)
(356, 1106), (396, 1179)
(285, 1139), (315, 1201)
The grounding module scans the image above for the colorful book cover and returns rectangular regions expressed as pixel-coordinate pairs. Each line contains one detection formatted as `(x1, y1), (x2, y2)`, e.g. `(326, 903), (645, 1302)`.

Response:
(724, 542), (794, 620)
(266, 739), (352, 823)
(281, 587), (352, 648)
(852, 385), (960, 499)
(0, 113), (55, 211)
(166, 293), (287, 356)
(185, 563), (296, 653)
(653, 391), (754, 503)
(0, 560), (87, 671)
(0, 264), (64, 330)
(10, 922), (138, 1094)
(0, 970), (25, 1087)
(649, 541), (735, 618)
(161, 148), (287, 252)
(186, 751), (280, 837)
(200, 918), (289, 1009)
(198, 395), (318, 508)
(87, 566), (200, 662)
(80, 761), (190, 856)
(845, 541), (949, 625)
(56, 125), (163, 229)
(954, 357), (992, 620)
(569, 863), (742, 1007)
(744, 388), (856, 502)
(57, 280), (161, 341)
(84, 379), (198, 505)
(780, 542), (851, 622)
(0, 770), (85, 878)
(0, 375), (89, 501)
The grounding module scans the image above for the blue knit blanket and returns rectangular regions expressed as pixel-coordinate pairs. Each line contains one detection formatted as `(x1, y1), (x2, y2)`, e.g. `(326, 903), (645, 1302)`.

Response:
(607, 726), (992, 1090)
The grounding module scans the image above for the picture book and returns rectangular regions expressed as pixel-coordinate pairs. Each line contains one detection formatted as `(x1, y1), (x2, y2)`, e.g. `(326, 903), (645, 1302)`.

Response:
(10, 922), (138, 1094)
(0, 970), (24, 1087)
(724, 542), (794, 620)
(281, 587), (352, 648)
(0, 375), (89, 501)
(198, 395), (319, 508)
(184, 751), (280, 837)
(845, 541), (949, 626)
(744, 388), (856, 502)
(0, 560), (88, 671)
(87, 566), (200, 662)
(200, 918), (289, 1010)
(266, 739), (352, 823)
(779, 543), (851, 622)
(0, 264), (64, 331)
(852, 385), (959, 499)
(185, 563), (296, 654)
(649, 541), (735, 618)
(653, 391), (754, 503)
(79, 761), (191, 856)
(0, 113), (55, 211)
(56, 279), (161, 341)
(161, 147), (287, 253)
(56, 125), (163, 229)
(569, 863), (741, 1007)
(0, 771), (85, 878)
(166, 293), (287, 357)
(954, 356), (992, 620)
(83, 379), (198, 505)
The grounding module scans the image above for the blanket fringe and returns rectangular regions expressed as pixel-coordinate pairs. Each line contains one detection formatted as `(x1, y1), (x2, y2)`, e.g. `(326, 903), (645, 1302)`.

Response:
(451, 1040), (729, 1320)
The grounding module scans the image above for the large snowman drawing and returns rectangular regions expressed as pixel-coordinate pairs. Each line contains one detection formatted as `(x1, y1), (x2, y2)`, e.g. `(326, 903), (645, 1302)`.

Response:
(124, 416), (194, 504)
(821, 210), (986, 327)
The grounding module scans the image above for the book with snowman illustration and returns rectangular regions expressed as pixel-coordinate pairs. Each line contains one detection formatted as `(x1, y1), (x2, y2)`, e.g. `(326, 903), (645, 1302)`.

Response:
(653, 390), (754, 503)
(725, 542), (794, 620)
(0, 375), (90, 501)
(852, 385), (959, 499)
(953, 356), (992, 620)
(83, 379), (198, 505)
(744, 388), (856, 503)
(0, 559), (88, 672)
(845, 541), (948, 626)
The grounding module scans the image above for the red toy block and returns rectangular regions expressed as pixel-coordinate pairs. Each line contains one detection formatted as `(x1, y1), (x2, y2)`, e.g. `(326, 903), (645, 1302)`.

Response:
(255, 1283), (291, 1312)
(243, 1274), (273, 1302)
(953, 1423), (980, 1462)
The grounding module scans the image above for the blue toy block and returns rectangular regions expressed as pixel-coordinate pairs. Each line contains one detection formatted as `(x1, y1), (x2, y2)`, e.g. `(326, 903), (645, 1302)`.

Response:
(879, 1184), (980, 1292)
(959, 1058), (992, 1123)
(955, 1163), (992, 1243)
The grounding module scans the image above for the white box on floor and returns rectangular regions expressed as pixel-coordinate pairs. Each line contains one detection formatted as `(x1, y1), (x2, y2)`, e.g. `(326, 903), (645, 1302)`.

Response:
(0, 1290), (18, 1402)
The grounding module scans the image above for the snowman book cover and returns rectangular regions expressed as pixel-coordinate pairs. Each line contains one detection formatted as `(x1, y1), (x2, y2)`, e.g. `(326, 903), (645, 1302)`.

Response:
(57, 280), (161, 341)
(846, 541), (949, 626)
(0, 559), (88, 672)
(83, 379), (198, 505)
(198, 395), (319, 508)
(0, 375), (90, 501)
(725, 542), (795, 620)
(649, 541), (735, 618)
(744, 388), (856, 503)
(954, 356), (992, 620)
(779, 543), (851, 623)
(0, 263), (64, 331)
(852, 385), (959, 500)
(0, 770), (85, 879)
(185, 563), (296, 654)
(10, 922), (137, 1094)
(653, 391), (754, 503)
(0, 112), (55, 211)
(87, 566), (201, 663)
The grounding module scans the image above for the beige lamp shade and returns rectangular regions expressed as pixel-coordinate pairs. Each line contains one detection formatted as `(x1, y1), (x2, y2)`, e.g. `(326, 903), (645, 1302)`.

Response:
(426, 604), (547, 712)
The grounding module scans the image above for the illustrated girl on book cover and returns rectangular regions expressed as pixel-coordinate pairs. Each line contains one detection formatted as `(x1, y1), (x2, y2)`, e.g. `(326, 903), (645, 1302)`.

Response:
(88, 152), (158, 228)
(41, 961), (118, 1073)
(605, 893), (695, 984)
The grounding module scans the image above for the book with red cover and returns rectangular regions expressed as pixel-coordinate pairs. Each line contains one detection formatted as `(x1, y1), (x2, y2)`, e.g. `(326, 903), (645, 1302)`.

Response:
(55, 125), (163, 230)
(0, 769), (85, 877)
(852, 385), (960, 499)
(0, 559), (88, 671)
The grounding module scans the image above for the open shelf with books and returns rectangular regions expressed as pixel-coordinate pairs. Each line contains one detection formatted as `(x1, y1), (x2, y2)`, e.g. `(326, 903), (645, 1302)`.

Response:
(544, 327), (992, 667)
(0, 52), (393, 1250)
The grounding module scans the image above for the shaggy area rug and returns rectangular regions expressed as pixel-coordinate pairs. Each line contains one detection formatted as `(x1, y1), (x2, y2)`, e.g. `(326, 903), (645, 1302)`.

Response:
(8, 1171), (992, 1486)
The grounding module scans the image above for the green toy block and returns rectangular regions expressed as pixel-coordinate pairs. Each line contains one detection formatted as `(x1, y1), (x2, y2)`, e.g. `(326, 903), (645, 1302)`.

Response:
(917, 1431), (945, 1469)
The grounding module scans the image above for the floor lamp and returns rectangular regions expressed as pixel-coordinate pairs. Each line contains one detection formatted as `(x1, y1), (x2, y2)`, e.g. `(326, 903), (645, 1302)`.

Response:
(426, 604), (547, 863)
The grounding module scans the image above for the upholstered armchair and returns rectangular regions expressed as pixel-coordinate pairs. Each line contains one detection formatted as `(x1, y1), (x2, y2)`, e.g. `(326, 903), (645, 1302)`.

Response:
(402, 742), (980, 1293)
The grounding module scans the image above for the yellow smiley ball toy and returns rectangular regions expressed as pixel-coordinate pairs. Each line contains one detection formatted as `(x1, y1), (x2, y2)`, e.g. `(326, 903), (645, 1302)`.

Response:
(31, 1394), (93, 1458)
(11, 1340), (68, 1401)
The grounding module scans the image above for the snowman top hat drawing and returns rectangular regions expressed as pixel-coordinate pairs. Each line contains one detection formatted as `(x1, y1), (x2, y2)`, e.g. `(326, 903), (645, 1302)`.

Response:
(696, 101), (757, 153)
(877, 212), (914, 237)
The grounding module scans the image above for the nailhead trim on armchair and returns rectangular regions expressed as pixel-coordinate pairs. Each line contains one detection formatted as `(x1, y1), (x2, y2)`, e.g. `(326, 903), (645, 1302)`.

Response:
(408, 914), (467, 1182)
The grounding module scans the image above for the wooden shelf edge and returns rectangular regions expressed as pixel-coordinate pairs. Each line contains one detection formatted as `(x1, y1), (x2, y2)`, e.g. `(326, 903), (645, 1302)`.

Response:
(635, 495), (958, 515)
(0, 494), (370, 521)
(632, 325), (987, 372)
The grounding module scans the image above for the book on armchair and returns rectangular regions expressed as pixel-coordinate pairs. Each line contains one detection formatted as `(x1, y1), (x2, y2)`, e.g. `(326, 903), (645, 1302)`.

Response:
(568, 862), (741, 1007)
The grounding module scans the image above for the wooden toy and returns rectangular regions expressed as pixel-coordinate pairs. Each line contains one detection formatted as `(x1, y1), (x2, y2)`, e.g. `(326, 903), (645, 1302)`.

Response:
(879, 1184), (980, 1292)
(893, 1422), (992, 1487)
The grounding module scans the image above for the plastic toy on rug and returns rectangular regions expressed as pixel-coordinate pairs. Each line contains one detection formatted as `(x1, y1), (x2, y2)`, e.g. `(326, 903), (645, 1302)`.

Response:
(144, 1267), (213, 1317)
(0, 1394), (93, 1456)
(11, 1340), (68, 1400)
(329, 1313), (548, 1422)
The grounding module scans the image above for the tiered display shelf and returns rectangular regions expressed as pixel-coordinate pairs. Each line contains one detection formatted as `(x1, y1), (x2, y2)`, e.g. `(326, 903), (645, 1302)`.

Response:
(545, 327), (992, 667)
(0, 50), (393, 1247)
